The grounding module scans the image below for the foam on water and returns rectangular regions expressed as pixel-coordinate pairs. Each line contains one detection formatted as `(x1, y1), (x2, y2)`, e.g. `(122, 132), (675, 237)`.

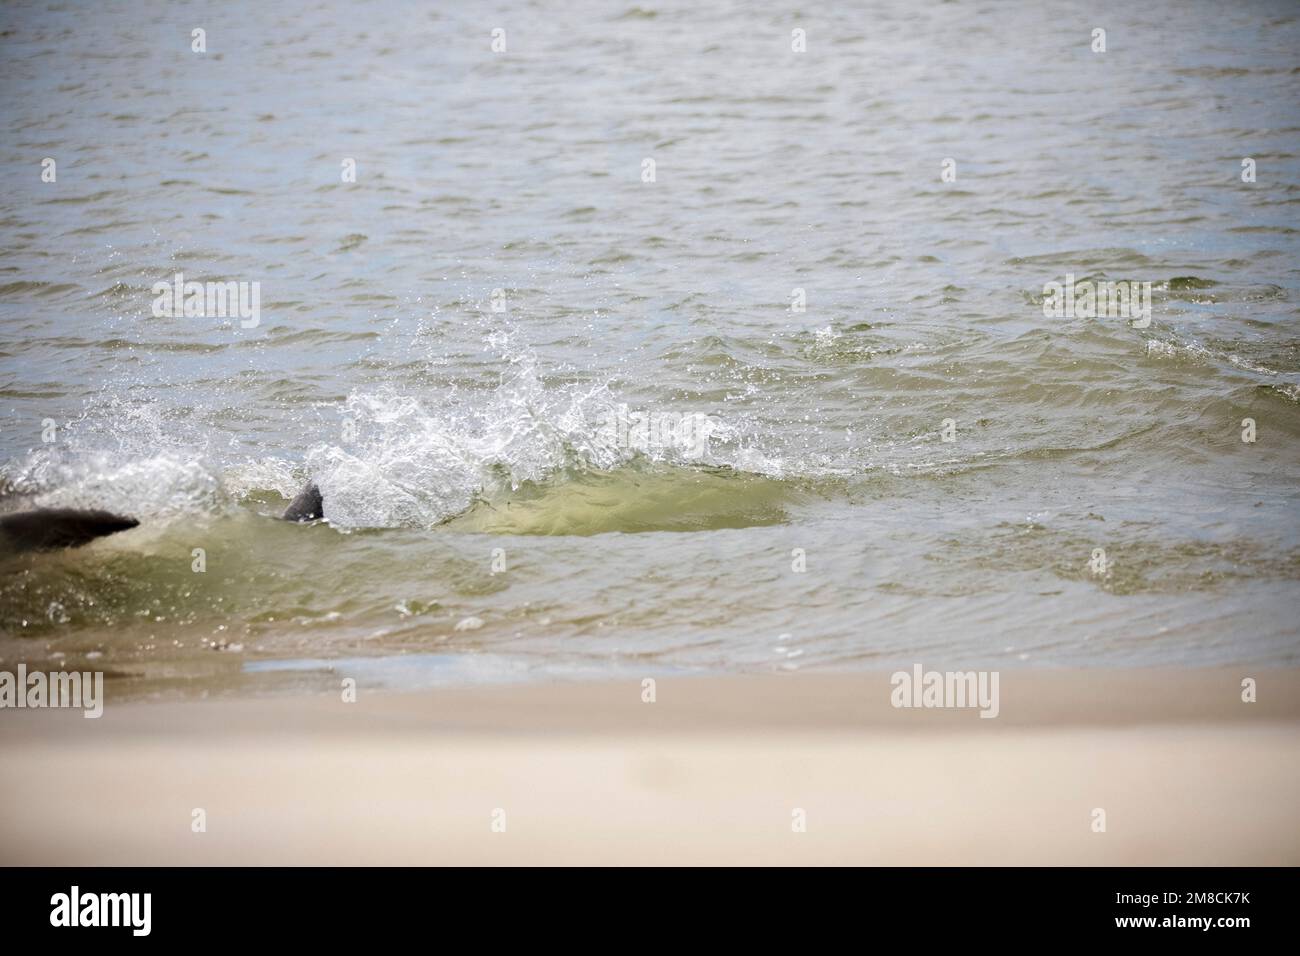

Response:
(2, 329), (794, 532)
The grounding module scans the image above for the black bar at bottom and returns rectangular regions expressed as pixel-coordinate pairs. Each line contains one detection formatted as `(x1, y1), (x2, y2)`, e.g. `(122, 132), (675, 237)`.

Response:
(0, 866), (1288, 941)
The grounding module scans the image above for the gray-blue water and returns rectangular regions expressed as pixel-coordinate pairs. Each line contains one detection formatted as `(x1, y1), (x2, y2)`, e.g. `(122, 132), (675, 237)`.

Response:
(1, 0), (1298, 697)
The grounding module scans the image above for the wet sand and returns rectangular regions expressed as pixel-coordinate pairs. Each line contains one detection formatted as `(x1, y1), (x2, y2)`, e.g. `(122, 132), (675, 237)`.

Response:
(1, 668), (1297, 865)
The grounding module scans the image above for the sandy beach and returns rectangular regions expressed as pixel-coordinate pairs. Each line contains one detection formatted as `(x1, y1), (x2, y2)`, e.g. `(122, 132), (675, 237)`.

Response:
(1, 668), (1296, 866)
(2, 0), (1299, 883)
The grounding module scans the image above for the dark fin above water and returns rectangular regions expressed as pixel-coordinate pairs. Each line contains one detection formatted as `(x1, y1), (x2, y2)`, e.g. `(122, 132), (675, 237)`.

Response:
(282, 483), (324, 522)
(0, 508), (139, 553)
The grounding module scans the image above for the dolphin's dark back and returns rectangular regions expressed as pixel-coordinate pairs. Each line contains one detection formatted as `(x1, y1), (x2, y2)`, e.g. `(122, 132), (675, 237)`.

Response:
(0, 508), (139, 553)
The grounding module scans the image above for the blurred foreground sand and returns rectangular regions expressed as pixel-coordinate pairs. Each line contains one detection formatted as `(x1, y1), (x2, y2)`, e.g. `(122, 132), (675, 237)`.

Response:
(1, 669), (1296, 865)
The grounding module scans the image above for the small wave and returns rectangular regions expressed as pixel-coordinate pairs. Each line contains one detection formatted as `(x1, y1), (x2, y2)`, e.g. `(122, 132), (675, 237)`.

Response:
(301, 341), (785, 530)
(446, 465), (800, 535)
(0, 280), (82, 299)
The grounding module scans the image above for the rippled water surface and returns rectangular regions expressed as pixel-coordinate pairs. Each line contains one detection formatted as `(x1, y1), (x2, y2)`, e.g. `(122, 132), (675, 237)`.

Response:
(1, 0), (1299, 696)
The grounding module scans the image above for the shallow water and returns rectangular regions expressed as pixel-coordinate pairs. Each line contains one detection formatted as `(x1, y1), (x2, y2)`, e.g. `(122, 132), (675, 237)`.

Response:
(1, 0), (1298, 697)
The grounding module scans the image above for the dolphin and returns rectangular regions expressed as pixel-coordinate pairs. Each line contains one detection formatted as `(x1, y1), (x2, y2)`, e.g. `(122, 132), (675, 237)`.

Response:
(282, 482), (323, 522)
(0, 508), (140, 553)
(0, 482), (323, 554)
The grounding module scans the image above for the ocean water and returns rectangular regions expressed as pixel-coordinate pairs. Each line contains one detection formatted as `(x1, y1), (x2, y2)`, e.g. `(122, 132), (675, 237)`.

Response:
(1, 0), (1298, 697)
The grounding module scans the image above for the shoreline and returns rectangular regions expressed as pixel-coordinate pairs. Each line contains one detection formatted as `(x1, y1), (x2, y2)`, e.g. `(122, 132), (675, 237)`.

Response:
(1, 668), (1297, 865)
